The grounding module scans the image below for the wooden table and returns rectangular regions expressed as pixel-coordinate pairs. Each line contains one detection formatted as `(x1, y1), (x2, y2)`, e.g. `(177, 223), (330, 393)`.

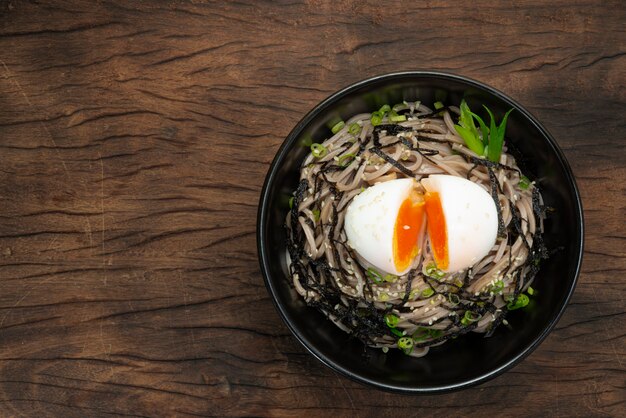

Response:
(1, 1), (624, 416)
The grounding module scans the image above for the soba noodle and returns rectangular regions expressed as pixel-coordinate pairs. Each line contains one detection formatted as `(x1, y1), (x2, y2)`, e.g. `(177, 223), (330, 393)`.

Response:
(285, 102), (548, 357)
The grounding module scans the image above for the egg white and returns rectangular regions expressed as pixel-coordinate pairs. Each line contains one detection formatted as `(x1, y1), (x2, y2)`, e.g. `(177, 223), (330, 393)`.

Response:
(344, 178), (418, 275)
(421, 175), (498, 272)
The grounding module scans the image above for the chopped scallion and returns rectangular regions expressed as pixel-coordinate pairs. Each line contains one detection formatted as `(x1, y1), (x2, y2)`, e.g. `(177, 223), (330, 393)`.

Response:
(370, 111), (383, 126)
(392, 103), (405, 112)
(383, 274), (398, 283)
(434, 101), (444, 110)
(390, 327), (403, 337)
(490, 279), (504, 293)
(385, 313), (399, 328)
(397, 337), (413, 354)
(507, 293), (530, 310)
(527, 286), (535, 296)
(519, 175), (531, 190)
(421, 287), (435, 298)
(425, 263), (445, 278)
(348, 122), (361, 136)
(312, 209), (320, 221)
(337, 153), (356, 167)
(461, 310), (481, 326)
(378, 104), (391, 114)
(389, 111), (407, 122)
(366, 267), (383, 284)
(448, 293), (460, 306)
(288, 196), (294, 209)
(310, 143), (327, 158)
(331, 120), (345, 134)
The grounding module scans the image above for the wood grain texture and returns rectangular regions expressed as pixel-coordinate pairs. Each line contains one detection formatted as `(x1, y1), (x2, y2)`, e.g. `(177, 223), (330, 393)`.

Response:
(0, 0), (624, 416)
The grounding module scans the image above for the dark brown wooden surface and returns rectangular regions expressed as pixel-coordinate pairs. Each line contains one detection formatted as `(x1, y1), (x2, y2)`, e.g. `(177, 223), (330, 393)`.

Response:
(0, 0), (624, 416)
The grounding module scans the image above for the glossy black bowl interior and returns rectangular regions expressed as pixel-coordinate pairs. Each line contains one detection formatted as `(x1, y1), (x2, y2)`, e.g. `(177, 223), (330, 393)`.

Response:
(257, 71), (583, 393)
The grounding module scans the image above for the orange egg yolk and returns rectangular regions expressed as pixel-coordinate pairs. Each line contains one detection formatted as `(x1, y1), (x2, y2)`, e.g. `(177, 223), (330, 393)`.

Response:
(393, 191), (425, 272)
(424, 192), (449, 270)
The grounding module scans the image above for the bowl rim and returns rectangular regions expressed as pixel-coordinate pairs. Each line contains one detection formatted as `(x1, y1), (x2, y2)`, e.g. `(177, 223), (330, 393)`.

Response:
(257, 70), (584, 393)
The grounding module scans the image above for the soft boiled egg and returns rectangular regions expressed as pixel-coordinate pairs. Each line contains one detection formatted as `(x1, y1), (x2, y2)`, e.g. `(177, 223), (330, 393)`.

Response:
(421, 175), (498, 272)
(344, 175), (498, 275)
(344, 178), (426, 276)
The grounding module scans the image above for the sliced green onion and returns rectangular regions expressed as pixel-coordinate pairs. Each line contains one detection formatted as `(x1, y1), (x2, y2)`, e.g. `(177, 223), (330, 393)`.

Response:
(385, 313), (399, 328)
(397, 337), (413, 354)
(337, 153), (356, 167)
(389, 112), (407, 122)
(390, 327), (403, 337)
(412, 327), (441, 342)
(370, 111), (383, 126)
(288, 196), (294, 209)
(434, 101), (444, 110)
(412, 328), (428, 342)
(383, 274), (398, 283)
(461, 310), (481, 326)
(428, 329), (443, 338)
(519, 175), (531, 190)
(527, 286), (535, 296)
(310, 143), (327, 158)
(379, 104), (391, 114)
(448, 293), (460, 306)
(507, 293), (530, 310)
(312, 209), (320, 221)
(392, 103), (405, 112)
(379, 292), (389, 302)
(367, 267), (383, 284)
(490, 279), (504, 293)
(421, 287), (435, 298)
(348, 122), (361, 136)
(425, 263), (445, 278)
(331, 120), (345, 134)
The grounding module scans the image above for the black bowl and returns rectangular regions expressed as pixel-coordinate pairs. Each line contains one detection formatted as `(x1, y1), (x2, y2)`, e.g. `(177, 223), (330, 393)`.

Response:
(257, 71), (583, 393)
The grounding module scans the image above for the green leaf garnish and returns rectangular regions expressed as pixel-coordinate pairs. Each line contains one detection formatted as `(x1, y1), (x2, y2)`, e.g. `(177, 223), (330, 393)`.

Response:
(484, 106), (514, 163)
(455, 100), (484, 155)
(454, 100), (514, 163)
